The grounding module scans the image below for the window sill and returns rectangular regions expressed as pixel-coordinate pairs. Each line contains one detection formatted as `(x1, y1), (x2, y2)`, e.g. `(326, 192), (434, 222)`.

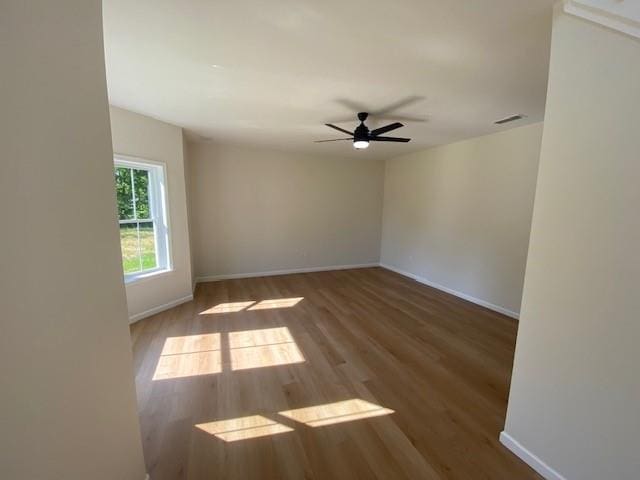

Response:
(124, 268), (173, 285)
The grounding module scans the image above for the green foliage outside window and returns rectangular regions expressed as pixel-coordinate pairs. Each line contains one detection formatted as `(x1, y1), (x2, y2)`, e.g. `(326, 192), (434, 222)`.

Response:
(115, 166), (150, 220)
(115, 165), (157, 273)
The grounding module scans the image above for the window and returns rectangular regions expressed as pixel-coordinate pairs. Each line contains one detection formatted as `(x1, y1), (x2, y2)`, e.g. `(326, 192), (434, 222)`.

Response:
(114, 156), (170, 281)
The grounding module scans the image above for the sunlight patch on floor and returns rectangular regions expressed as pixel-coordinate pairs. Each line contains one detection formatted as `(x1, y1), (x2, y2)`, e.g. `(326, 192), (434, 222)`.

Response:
(199, 297), (304, 315)
(247, 297), (304, 310)
(279, 399), (394, 427)
(152, 328), (305, 378)
(152, 333), (222, 380)
(196, 415), (293, 442)
(200, 301), (255, 314)
(229, 327), (305, 371)
(160, 333), (221, 355)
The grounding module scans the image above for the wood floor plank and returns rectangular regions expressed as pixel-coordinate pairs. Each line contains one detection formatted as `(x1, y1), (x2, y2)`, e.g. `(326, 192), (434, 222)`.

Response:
(131, 267), (541, 479)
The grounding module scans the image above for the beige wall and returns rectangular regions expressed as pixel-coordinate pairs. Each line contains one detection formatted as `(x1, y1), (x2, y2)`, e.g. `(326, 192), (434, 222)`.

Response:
(0, 2), (145, 479)
(187, 142), (385, 279)
(503, 11), (640, 480)
(183, 136), (197, 290)
(380, 123), (543, 317)
(110, 107), (193, 321)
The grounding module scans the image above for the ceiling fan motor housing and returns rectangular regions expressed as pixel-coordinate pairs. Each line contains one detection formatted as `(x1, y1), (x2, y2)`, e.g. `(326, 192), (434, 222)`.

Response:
(354, 122), (369, 141)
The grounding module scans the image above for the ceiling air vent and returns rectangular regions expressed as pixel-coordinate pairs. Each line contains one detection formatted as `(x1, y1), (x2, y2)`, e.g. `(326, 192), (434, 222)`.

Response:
(494, 114), (526, 125)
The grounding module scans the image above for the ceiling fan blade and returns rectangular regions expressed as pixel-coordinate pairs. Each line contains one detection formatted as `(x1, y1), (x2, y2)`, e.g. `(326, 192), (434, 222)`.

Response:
(370, 136), (411, 142)
(314, 138), (353, 143)
(370, 122), (404, 136)
(325, 123), (354, 136)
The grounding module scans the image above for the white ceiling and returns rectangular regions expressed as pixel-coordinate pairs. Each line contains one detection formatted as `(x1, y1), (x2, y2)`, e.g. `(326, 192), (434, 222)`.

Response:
(103, 0), (555, 159)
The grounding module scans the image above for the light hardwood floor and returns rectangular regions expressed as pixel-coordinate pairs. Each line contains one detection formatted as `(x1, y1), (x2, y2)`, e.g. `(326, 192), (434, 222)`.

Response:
(131, 267), (540, 479)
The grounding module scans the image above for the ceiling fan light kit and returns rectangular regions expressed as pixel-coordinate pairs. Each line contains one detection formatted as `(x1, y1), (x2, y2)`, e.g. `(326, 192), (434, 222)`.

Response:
(315, 111), (411, 150)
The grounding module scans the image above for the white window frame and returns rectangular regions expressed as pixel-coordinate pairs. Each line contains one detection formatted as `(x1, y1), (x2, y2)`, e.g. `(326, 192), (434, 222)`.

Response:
(114, 154), (172, 283)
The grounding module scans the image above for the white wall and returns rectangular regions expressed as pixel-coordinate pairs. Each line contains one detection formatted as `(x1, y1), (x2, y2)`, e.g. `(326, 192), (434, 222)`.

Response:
(110, 107), (193, 321)
(187, 142), (385, 279)
(503, 11), (640, 480)
(0, 2), (145, 479)
(380, 123), (543, 317)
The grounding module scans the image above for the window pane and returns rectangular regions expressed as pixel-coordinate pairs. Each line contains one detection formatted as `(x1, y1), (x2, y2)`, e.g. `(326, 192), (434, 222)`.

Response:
(138, 221), (157, 270)
(114, 159), (168, 279)
(119, 221), (157, 273)
(133, 168), (151, 220)
(120, 223), (141, 273)
(115, 167), (134, 220)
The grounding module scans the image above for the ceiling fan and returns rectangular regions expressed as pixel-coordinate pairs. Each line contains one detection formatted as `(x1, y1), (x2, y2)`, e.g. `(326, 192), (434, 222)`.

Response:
(315, 112), (411, 150)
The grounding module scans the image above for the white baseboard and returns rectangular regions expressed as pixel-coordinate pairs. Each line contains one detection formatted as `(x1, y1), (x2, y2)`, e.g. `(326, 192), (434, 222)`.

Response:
(379, 263), (520, 319)
(128, 294), (194, 324)
(195, 263), (379, 283)
(500, 431), (567, 480)
(135, 264), (517, 322)
(196, 263), (520, 320)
